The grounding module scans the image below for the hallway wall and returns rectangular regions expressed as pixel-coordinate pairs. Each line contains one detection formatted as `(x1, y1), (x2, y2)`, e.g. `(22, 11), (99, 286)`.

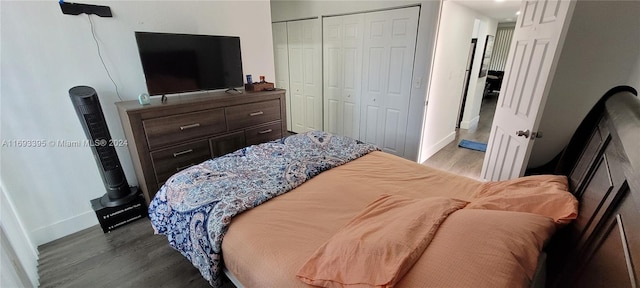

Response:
(420, 1), (497, 161)
(529, 0), (640, 167)
(460, 17), (498, 130)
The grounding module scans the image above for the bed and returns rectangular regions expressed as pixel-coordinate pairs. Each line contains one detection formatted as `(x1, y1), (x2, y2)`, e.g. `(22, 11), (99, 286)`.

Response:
(148, 86), (638, 288)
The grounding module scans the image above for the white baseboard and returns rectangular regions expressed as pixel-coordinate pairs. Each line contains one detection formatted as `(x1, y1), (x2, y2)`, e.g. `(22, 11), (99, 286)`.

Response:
(421, 131), (456, 161)
(0, 184), (39, 287)
(460, 115), (480, 130)
(31, 210), (97, 247)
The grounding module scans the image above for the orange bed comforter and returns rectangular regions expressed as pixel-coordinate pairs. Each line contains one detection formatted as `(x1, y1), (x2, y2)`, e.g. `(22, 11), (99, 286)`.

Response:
(221, 151), (577, 287)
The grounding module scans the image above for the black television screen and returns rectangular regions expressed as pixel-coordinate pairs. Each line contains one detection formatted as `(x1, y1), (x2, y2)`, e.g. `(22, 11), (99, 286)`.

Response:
(135, 32), (243, 95)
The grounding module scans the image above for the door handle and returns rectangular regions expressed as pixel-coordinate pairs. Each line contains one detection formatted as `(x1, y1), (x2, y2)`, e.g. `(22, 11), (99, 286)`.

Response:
(516, 129), (530, 138)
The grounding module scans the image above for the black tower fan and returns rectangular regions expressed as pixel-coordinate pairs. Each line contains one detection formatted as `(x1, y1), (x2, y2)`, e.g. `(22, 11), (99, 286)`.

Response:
(69, 86), (138, 207)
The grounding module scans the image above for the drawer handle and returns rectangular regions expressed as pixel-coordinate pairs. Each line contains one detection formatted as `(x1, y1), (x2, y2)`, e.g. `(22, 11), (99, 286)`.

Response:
(173, 149), (193, 157)
(180, 123), (201, 130)
(176, 163), (196, 172)
(258, 129), (273, 134)
(249, 111), (264, 116)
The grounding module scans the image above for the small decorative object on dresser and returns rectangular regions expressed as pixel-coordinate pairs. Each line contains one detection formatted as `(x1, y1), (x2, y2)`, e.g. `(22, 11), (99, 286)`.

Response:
(138, 93), (150, 105)
(245, 75), (275, 92)
(245, 81), (275, 92)
(116, 89), (287, 203)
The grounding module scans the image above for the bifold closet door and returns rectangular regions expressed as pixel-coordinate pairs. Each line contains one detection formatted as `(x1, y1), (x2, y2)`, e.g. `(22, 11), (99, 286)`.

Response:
(323, 14), (364, 140)
(272, 22), (292, 130)
(287, 19), (323, 133)
(361, 7), (419, 156)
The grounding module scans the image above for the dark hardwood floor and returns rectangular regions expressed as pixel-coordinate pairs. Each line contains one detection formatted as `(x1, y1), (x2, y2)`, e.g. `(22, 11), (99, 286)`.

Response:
(37, 217), (225, 288)
(423, 93), (498, 179)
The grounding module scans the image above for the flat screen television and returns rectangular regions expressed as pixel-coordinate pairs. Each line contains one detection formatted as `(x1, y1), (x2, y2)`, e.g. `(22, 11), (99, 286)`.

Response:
(135, 32), (243, 95)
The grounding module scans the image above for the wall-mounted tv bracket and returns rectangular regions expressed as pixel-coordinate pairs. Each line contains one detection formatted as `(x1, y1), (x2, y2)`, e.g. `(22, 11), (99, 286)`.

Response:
(60, 0), (112, 17)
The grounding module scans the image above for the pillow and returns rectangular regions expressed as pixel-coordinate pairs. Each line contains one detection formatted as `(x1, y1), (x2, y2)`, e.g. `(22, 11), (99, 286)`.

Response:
(394, 209), (556, 287)
(296, 195), (468, 288)
(467, 175), (578, 225)
(473, 175), (570, 197)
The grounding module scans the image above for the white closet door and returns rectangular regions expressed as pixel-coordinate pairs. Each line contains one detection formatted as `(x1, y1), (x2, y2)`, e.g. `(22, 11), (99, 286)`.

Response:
(361, 7), (419, 156)
(288, 19), (322, 133)
(323, 14), (364, 139)
(302, 19), (323, 132)
(323, 17), (343, 135)
(272, 22), (292, 130)
(287, 21), (306, 133)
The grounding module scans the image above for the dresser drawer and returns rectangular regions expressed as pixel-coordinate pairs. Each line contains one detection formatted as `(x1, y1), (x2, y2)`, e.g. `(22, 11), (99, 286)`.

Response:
(226, 99), (281, 131)
(150, 140), (211, 184)
(245, 122), (283, 146)
(210, 131), (246, 157)
(143, 109), (226, 150)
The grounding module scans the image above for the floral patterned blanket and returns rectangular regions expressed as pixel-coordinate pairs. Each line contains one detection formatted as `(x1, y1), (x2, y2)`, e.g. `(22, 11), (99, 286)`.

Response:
(148, 131), (379, 287)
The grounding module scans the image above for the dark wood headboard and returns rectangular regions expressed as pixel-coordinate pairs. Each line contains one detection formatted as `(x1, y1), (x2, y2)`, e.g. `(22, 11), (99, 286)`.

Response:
(548, 86), (639, 287)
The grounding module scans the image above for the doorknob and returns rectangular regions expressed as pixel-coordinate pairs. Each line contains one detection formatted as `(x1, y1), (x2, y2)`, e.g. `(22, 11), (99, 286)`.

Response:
(516, 129), (530, 138)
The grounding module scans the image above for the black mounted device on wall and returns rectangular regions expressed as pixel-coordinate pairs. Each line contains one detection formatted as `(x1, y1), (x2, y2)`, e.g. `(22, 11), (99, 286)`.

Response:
(60, 1), (112, 17)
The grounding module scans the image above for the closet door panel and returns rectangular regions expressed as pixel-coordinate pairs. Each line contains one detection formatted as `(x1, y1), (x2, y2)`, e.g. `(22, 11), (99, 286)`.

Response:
(384, 109), (402, 153)
(385, 11), (418, 154)
(343, 101), (357, 138)
(287, 21), (306, 133)
(360, 7), (419, 156)
(341, 14), (364, 140)
(326, 40), (341, 133)
(327, 99), (339, 133)
(323, 16), (343, 134)
(272, 22), (292, 130)
(302, 19), (323, 131)
(362, 40), (388, 148)
(323, 14), (363, 139)
(364, 106), (380, 144)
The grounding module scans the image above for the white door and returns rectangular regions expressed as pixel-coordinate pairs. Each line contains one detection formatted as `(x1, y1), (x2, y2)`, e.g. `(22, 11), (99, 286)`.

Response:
(323, 14), (364, 139)
(287, 19), (323, 133)
(481, 0), (576, 180)
(272, 22), (292, 130)
(360, 7), (419, 156)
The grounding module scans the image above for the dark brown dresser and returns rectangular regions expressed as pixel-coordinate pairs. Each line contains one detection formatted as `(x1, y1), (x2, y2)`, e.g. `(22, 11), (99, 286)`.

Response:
(116, 89), (287, 203)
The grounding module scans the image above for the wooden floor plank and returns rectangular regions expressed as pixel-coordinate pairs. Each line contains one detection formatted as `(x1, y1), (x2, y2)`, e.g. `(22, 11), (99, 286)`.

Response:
(38, 218), (216, 288)
(423, 94), (497, 179)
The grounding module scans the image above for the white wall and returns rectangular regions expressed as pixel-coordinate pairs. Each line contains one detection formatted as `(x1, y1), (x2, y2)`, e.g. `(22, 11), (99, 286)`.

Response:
(271, 0), (441, 161)
(419, 1), (497, 161)
(1, 184), (38, 287)
(460, 16), (497, 130)
(529, 0), (640, 167)
(0, 0), (275, 281)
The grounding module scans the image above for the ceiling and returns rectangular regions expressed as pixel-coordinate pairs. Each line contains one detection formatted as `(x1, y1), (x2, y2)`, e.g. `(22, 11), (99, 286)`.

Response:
(452, 0), (522, 22)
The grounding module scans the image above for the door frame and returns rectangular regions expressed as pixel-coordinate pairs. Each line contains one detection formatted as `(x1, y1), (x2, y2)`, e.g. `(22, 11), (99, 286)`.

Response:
(457, 38), (478, 129)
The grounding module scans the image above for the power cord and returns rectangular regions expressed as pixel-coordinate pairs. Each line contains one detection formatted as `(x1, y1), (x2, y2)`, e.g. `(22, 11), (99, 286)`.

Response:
(87, 14), (123, 102)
